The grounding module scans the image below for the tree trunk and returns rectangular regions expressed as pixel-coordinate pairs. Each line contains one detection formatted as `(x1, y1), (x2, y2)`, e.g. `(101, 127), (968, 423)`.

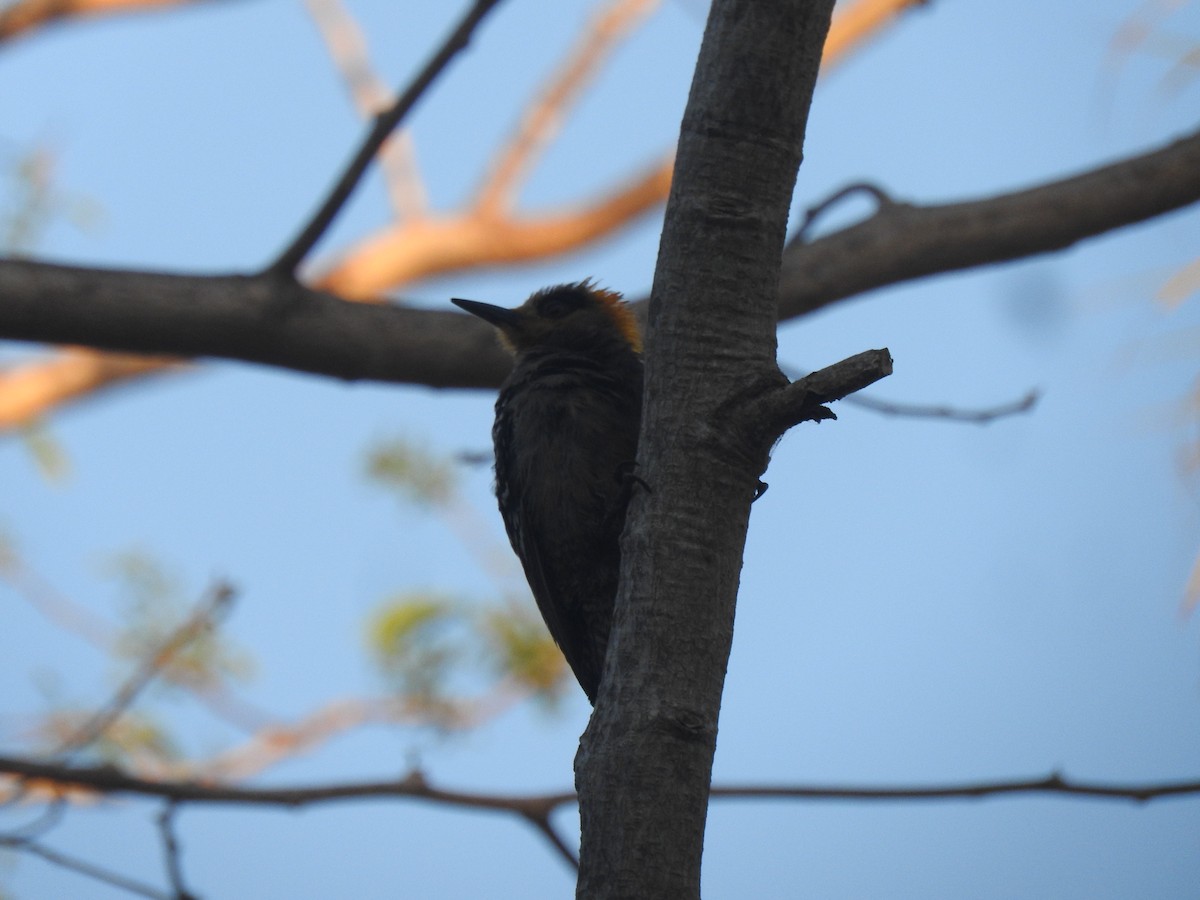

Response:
(574, 1), (837, 897)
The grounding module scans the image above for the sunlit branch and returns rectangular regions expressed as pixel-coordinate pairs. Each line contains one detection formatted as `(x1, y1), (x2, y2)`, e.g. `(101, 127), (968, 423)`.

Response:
(0, 349), (186, 432)
(474, 0), (660, 214)
(0, 0), (224, 44)
(823, 0), (931, 65)
(305, 0), (427, 219)
(269, 0), (506, 276)
(313, 159), (672, 298)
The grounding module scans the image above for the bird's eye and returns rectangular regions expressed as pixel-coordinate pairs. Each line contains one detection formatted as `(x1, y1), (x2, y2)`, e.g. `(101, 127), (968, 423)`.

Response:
(538, 295), (575, 319)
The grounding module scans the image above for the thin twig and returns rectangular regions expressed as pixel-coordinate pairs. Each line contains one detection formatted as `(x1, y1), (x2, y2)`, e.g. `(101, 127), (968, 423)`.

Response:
(844, 387), (1041, 422)
(157, 803), (196, 900)
(268, 0), (506, 276)
(521, 810), (579, 870)
(57, 581), (236, 758)
(2, 553), (269, 733)
(781, 363), (1041, 424)
(2, 797), (64, 839)
(708, 771), (1200, 804)
(0, 834), (170, 900)
(305, 0), (427, 219)
(791, 181), (896, 245)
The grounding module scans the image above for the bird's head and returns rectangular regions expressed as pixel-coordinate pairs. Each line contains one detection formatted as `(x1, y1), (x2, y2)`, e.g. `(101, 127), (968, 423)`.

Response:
(452, 281), (642, 357)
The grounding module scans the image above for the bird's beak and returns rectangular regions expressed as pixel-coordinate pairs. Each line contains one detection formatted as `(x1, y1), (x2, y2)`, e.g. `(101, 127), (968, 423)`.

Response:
(451, 298), (523, 330)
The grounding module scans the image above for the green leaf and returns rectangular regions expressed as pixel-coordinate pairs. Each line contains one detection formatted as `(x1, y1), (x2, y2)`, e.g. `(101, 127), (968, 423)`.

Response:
(366, 438), (457, 508)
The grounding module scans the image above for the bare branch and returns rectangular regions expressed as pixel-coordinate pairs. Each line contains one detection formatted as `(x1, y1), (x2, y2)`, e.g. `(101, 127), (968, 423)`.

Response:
(791, 181), (895, 244)
(305, 0), (427, 219)
(0, 263), (514, 392)
(156, 803), (196, 900)
(268, 0), (506, 276)
(1, 549), (270, 733)
(779, 125), (1200, 318)
(520, 810), (580, 871)
(779, 364), (1041, 423)
(708, 772), (1200, 804)
(2, 755), (1198, 809)
(843, 386), (1040, 423)
(57, 582), (236, 758)
(0, 832), (170, 899)
(755, 349), (894, 437)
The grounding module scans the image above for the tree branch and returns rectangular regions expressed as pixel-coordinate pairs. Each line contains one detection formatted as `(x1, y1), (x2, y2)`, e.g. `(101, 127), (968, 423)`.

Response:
(305, 0), (427, 220)
(2, 755), (1196, 808)
(2, 126), (1196, 429)
(4, 754), (1195, 884)
(311, 159), (672, 298)
(267, 0), (506, 276)
(0, 0), (230, 45)
(474, 0), (659, 215)
(0, 263), (513, 389)
(56, 582), (235, 759)
(843, 386), (1040, 423)
(0, 831), (170, 899)
(0, 0), (934, 428)
(779, 125), (1200, 317)
(156, 803), (196, 900)
(754, 348), (894, 438)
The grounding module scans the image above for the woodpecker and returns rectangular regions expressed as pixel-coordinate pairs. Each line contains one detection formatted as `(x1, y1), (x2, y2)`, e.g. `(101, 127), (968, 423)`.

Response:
(451, 282), (643, 704)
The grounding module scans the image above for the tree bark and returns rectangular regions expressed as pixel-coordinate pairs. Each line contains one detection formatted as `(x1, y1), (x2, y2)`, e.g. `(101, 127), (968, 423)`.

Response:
(573, 1), (837, 897)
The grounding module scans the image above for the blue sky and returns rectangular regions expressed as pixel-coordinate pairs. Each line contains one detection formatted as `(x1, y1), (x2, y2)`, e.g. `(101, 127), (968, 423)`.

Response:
(2, 0), (1200, 897)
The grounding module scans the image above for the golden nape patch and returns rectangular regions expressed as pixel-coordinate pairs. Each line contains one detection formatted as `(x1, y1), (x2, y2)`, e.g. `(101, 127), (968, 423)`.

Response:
(585, 281), (643, 354)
